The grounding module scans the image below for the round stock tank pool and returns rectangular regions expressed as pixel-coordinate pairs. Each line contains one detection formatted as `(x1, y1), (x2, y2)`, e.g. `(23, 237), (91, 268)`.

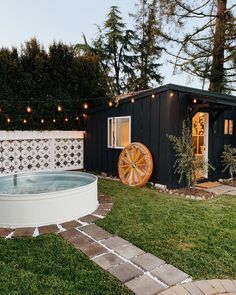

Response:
(0, 171), (98, 228)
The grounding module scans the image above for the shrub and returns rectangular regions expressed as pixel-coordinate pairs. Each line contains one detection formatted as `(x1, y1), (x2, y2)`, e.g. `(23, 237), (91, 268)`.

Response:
(168, 120), (213, 187)
(221, 144), (236, 180)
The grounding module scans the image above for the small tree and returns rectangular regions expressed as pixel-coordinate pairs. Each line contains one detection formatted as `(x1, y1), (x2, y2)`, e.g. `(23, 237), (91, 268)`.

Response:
(221, 145), (236, 180)
(168, 121), (212, 187)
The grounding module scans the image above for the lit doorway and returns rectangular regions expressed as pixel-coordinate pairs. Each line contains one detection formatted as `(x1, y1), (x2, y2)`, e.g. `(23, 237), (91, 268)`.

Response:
(192, 112), (209, 179)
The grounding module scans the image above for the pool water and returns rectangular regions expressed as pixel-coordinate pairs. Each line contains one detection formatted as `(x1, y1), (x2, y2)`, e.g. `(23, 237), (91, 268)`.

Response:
(0, 171), (96, 195)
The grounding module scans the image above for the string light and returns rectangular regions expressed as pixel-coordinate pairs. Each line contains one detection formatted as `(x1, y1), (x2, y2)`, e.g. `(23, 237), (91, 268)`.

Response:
(170, 92), (174, 97)
(108, 101), (113, 107)
(83, 113), (87, 119)
(41, 119), (44, 124)
(65, 118), (68, 122)
(83, 103), (88, 110)
(53, 119), (56, 123)
(193, 98), (197, 103)
(76, 117), (79, 120)
(151, 94), (155, 98)
(23, 119), (27, 124)
(26, 106), (32, 113)
(131, 98), (135, 103)
(7, 118), (11, 123)
(57, 105), (62, 112)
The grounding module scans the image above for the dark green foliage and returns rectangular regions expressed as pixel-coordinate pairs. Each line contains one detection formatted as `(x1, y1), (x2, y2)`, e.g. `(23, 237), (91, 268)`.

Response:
(129, 0), (163, 90)
(97, 178), (236, 280)
(168, 121), (214, 187)
(221, 144), (236, 179)
(0, 234), (132, 295)
(0, 38), (108, 130)
(93, 6), (135, 95)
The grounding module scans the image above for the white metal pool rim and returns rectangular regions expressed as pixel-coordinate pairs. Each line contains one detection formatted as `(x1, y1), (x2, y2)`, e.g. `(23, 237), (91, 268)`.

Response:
(0, 171), (98, 228)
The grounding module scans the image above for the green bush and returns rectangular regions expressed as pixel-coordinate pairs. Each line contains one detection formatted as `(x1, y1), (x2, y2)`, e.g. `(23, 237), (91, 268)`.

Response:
(221, 144), (236, 179)
(168, 120), (213, 187)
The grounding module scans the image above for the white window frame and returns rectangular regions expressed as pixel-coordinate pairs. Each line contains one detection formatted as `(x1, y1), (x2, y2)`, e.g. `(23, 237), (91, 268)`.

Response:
(107, 116), (131, 149)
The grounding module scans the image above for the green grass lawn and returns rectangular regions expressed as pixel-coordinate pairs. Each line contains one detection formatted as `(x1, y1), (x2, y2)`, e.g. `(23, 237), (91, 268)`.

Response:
(1, 179), (235, 294)
(97, 178), (236, 280)
(0, 234), (132, 295)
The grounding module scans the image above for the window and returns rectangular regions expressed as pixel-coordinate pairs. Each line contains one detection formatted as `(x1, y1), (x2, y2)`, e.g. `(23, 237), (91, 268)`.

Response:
(108, 116), (131, 148)
(224, 119), (234, 135)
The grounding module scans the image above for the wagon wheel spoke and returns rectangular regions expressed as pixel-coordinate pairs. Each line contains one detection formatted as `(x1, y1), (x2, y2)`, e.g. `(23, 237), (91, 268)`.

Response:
(118, 143), (153, 187)
(134, 168), (142, 183)
(134, 148), (142, 162)
(135, 166), (145, 177)
(125, 149), (133, 162)
(121, 156), (131, 165)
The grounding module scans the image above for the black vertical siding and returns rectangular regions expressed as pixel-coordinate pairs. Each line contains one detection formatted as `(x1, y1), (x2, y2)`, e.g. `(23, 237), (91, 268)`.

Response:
(84, 86), (236, 188)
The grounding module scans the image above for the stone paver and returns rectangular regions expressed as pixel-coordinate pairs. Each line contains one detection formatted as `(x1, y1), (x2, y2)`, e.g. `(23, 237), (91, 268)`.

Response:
(208, 279), (226, 293)
(125, 274), (165, 295)
(170, 284), (191, 295)
(206, 185), (233, 195)
(14, 227), (35, 237)
(60, 228), (94, 250)
(114, 243), (145, 259)
(159, 289), (178, 295)
(183, 282), (204, 295)
(98, 203), (113, 210)
(93, 252), (123, 270)
(195, 280), (218, 294)
(93, 209), (110, 216)
(79, 241), (108, 258)
(151, 264), (189, 286)
(225, 190), (236, 196)
(98, 194), (112, 203)
(38, 224), (59, 235)
(108, 262), (143, 283)
(131, 252), (165, 271)
(102, 236), (130, 250)
(79, 214), (101, 223)
(220, 280), (236, 293)
(80, 224), (113, 240)
(60, 220), (81, 230)
(160, 280), (236, 295)
(0, 228), (14, 238)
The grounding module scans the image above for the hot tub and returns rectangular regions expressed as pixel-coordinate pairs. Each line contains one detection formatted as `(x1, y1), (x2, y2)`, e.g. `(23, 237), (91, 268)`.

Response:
(0, 171), (98, 228)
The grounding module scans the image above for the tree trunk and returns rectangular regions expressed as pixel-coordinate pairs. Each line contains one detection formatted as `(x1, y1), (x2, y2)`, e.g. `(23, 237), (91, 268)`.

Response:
(209, 0), (227, 92)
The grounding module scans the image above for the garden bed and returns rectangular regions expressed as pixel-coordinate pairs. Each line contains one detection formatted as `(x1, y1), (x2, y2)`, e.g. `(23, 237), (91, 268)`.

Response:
(170, 187), (215, 200)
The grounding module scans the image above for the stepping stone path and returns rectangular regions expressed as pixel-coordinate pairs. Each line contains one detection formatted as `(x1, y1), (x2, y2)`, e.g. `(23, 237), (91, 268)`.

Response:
(0, 193), (235, 295)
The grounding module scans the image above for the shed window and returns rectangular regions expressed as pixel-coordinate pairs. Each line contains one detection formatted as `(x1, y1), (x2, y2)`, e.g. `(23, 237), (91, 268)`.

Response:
(108, 116), (131, 148)
(224, 119), (233, 135)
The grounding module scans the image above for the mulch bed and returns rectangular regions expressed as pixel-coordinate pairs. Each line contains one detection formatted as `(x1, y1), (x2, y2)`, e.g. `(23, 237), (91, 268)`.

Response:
(170, 187), (215, 199)
(221, 179), (236, 187)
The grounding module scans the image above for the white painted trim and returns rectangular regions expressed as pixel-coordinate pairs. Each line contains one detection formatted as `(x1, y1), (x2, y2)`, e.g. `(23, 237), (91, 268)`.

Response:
(0, 130), (84, 141)
(107, 116), (131, 149)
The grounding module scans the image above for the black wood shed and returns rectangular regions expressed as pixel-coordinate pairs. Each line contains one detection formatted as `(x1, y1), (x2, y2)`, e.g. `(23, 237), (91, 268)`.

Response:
(84, 84), (236, 188)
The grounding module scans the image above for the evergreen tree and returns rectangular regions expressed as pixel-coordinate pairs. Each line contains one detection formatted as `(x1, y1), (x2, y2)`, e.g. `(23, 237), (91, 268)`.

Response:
(158, 0), (236, 93)
(130, 0), (163, 90)
(93, 6), (134, 95)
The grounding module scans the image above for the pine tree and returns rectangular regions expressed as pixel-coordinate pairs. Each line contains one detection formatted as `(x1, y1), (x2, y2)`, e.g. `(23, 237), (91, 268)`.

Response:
(93, 6), (134, 95)
(130, 0), (163, 90)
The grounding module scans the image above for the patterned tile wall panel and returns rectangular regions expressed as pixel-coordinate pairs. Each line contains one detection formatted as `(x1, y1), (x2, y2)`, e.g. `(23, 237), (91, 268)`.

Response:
(0, 135), (83, 175)
(0, 139), (52, 174)
(54, 138), (83, 170)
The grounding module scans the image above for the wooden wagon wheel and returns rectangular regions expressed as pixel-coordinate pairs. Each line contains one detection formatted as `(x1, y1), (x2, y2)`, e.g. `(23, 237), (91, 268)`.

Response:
(118, 142), (153, 187)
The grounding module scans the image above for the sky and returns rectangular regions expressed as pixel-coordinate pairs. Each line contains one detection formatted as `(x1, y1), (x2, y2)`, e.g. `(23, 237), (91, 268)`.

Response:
(0, 0), (202, 89)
